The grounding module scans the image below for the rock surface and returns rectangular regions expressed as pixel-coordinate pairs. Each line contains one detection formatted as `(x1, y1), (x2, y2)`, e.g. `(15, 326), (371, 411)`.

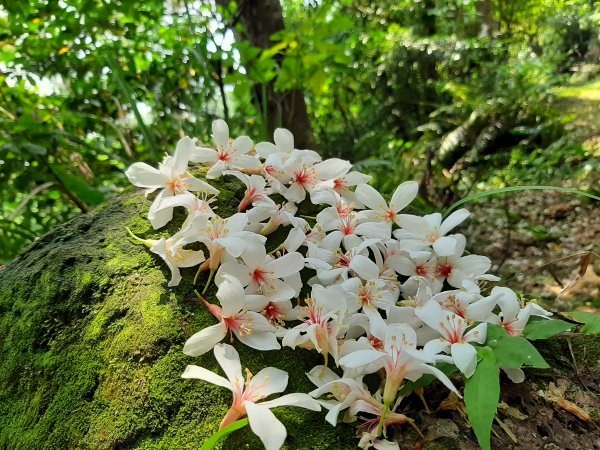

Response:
(0, 177), (355, 449)
(1, 176), (599, 450)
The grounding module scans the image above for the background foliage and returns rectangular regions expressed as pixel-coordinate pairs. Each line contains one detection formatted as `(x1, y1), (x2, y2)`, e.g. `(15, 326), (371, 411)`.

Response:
(1, 0), (599, 262)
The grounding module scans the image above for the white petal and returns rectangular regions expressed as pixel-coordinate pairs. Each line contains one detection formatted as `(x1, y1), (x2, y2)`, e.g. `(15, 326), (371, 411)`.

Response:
(397, 214), (429, 236)
(349, 255), (380, 281)
(176, 248), (206, 268)
(390, 181), (418, 212)
(182, 177), (220, 194)
(502, 367), (525, 383)
(265, 252), (305, 279)
(256, 142), (280, 158)
(306, 366), (340, 388)
(231, 135), (254, 155)
(439, 208), (470, 236)
(173, 136), (194, 176)
(274, 128), (294, 152)
(248, 367), (288, 399)
(125, 162), (167, 188)
(315, 158), (351, 180)
(237, 329), (280, 351)
(212, 119), (229, 148)
(218, 236), (246, 258)
(218, 275), (246, 316)
(387, 255), (416, 276)
(148, 190), (174, 229)
(284, 183), (306, 203)
(464, 322), (487, 344)
(432, 236), (458, 257)
(213, 343), (243, 387)
(190, 147), (217, 163)
(355, 184), (386, 211)
(354, 222), (390, 240)
(339, 349), (386, 369)
(417, 363), (460, 395)
(226, 213), (249, 232)
(181, 364), (233, 391)
(450, 342), (478, 378)
(454, 255), (491, 276)
(344, 172), (371, 186)
(414, 300), (447, 334)
(260, 393), (321, 411)
(182, 322), (227, 356)
(245, 401), (287, 450)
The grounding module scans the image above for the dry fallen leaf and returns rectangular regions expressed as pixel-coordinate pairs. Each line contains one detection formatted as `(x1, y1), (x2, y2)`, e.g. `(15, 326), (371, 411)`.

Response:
(537, 381), (592, 422)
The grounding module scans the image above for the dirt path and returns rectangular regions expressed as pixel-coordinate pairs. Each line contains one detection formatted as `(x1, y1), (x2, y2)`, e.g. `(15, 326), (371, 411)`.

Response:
(556, 78), (600, 151)
(465, 78), (600, 310)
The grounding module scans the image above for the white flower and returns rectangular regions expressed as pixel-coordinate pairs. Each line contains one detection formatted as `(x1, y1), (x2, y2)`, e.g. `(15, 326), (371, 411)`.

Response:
(183, 275), (280, 355)
(417, 300), (487, 378)
(126, 228), (205, 287)
(152, 192), (216, 225)
(282, 285), (348, 367)
(179, 213), (265, 272)
(125, 136), (219, 229)
(224, 170), (275, 212)
(341, 277), (398, 313)
(430, 235), (492, 288)
(216, 247), (305, 300)
(307, 366), (375, 426)
(340, 321), (458, 408)
(190, 119), (260, 178)
(488, 287), (551, 335)
(255, 127), (295, 158)
(395, 208), (471, 256)
(355, 181), (419, 227)
(182, 343), (320, 450)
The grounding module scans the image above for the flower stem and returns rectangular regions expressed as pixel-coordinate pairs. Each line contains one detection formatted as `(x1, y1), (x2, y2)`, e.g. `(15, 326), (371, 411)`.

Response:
(125, 227), (152, 248)
(202, 269), (216, 295)
(407, 419), (424, 439)
(414, 387), (430, 414)
(377, 402), (389, 437)
(200, 418), (249, 450)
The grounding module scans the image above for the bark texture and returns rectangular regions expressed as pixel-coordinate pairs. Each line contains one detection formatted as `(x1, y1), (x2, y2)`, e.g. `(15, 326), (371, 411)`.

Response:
(219, 0), (315, 149)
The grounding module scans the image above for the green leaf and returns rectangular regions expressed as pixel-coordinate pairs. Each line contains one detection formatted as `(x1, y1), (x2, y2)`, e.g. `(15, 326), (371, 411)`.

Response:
(524, 319), (574, 340)
(489, 335), (549, 369)
(485, 324), (508, 344)
(444, 185), (600, 216)
(464, 347), (499, 450)
(569, 311), (600, 335)
(200, 418), (249, 450)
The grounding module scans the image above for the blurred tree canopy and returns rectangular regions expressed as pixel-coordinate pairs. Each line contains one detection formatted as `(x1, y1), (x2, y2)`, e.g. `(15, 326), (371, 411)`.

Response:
(1, 0), (599, 262)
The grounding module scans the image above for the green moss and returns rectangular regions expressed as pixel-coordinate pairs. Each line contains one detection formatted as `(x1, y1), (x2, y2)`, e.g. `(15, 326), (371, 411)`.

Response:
(0, 180), (355, 449)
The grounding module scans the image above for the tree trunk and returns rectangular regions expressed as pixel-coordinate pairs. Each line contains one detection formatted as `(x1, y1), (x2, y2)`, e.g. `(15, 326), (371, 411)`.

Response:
(218, 0), (315, 149)
(476, 0), (494, 38)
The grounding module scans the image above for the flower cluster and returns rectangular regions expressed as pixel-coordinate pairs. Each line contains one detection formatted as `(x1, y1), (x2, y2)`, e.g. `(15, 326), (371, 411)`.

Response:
(125, 120), (552, 449)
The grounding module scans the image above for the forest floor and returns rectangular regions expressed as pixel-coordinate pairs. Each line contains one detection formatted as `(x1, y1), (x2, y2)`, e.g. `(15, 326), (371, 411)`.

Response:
(410, 78), (600, 450)
(466, 77), (600, 314)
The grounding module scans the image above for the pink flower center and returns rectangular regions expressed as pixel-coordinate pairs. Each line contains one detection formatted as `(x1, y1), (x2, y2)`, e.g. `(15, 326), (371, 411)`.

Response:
(263, 302), (285, 323)
(437, 263), (453, 278)
(218, 150), (232, 162)
(294, 166), (315, 187)
(439, 315), (466, 344)
(252, 268), (270, 285)
(416, 264), (429, 276)
(338, 217), (356, 236)
(333, 178), (346, 190)
(224, 315), (252, 336)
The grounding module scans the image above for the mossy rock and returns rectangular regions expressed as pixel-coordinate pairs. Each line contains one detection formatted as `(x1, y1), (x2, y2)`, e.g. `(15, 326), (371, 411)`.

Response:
(0, 176), (356, 450)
